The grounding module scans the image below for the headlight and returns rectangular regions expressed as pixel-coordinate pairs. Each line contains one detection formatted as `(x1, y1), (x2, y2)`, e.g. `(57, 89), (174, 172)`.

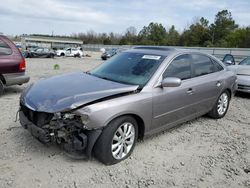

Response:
(63, 113), (75, 120)
(80, 114), (89, 124)
(62, 113), (89, 125)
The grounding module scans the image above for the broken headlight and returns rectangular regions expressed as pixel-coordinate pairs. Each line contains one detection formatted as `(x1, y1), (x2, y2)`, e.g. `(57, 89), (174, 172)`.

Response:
(61, 113), (89, 125)
(80, 114), (89, 125)
(63, 113), (75, 120)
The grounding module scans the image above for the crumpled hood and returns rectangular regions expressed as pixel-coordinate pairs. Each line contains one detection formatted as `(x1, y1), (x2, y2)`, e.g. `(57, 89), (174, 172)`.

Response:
(20, 72), (138, 113)
(228, 65), (250, 75)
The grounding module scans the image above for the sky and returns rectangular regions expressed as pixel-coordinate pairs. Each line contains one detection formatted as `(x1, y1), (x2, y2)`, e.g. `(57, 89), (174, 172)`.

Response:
(0, 0), (249, 36)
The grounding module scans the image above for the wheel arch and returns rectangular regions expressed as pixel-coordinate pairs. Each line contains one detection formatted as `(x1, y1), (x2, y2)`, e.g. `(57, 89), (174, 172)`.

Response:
(225, 88), (232, 99)
(126, 113), (145, 140)
(105, 113), (145, 140)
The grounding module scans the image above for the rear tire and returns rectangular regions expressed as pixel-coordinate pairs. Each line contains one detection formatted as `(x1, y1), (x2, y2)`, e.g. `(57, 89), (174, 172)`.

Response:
(0, 80), (4, 95)
(94, 116), (138, 165)
(208, 90), (230, 119)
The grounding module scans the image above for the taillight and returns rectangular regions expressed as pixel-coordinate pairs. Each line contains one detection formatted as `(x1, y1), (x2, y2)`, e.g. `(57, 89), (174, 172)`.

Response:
(19, 58), (26, 71)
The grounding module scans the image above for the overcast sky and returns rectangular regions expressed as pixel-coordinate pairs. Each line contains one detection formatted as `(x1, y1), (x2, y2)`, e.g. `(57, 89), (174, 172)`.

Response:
(0, 0), (249, 36)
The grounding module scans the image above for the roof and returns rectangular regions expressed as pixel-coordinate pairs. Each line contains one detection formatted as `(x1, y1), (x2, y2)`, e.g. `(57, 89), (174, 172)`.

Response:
(125, 46), (177, 56)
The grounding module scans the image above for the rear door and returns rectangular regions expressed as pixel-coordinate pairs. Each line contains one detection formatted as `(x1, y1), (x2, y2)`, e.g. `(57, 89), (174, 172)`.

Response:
(189, 53), (224, 113)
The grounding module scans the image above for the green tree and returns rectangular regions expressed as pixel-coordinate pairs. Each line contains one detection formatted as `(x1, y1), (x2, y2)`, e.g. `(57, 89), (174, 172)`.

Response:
(166, 25), (180, 46)
(120, 26), (137, 45)
(226, 27), (250, 47)
(211, 10), (238, 46)
(138, 22), (167, 45)
(180, 17), (210, 46)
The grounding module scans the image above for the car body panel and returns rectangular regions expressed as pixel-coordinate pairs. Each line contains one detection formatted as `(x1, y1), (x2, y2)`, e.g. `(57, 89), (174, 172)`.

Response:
(3, 72), (30, 86)
(0, 35), (23, 74)
(228, 65), (250, 93)
(20, 72), (139, 113)
(56, 47), (83, 57)
(19, 47), (236, 159)
(152, 71), (223, 131)
(0, 35), (30, 86)
(75, 91), (153, 132)
(29, 48), (55, 58)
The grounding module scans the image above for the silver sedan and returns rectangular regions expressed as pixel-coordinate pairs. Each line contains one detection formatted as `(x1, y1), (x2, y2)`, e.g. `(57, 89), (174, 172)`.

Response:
(228, 57), (250, 93)
(19, 47), (236, 165)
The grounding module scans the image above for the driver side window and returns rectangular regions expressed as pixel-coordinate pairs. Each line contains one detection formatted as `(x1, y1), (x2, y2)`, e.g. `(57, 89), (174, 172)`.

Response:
(163, 54), (192, 80)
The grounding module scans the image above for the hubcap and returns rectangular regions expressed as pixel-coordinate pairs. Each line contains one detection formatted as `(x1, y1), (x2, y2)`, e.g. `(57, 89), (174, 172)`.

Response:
(111, 122), (135, 160)
(217, 93), (228, 116)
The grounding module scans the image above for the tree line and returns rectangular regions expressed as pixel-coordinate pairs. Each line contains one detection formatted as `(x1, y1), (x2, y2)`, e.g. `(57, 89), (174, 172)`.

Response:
(72, 10), (250, 48)
(23, 9), (249, 48)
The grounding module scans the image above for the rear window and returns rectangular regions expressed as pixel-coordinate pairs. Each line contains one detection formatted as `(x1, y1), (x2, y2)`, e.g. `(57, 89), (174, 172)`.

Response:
(0, 39), (12, 55)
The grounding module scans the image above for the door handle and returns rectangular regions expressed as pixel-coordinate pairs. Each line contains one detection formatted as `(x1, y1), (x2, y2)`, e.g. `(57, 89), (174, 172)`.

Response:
(186, 88), (194, 95)
(216, 81), (222, 87)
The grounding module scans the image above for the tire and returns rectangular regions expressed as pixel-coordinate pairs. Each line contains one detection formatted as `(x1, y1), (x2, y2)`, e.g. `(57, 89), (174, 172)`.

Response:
(0, 80), (4, 96)
(94, 116), (138, 165)
(61, 53), (65, 57)
(208, 90), (230, 119)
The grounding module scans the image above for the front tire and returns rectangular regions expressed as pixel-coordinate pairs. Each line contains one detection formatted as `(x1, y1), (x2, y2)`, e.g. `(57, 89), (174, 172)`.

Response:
(208, 90), (230, 119)
(94, 116), (138, 165)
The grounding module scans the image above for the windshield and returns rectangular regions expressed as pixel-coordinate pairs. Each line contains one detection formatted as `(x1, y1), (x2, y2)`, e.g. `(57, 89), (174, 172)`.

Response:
(239, 58), (250, 65)
(91, 52), (165, 87)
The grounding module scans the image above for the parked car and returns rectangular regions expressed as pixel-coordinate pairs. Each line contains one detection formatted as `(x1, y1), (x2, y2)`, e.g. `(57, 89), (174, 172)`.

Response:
(222, 54), (236, 66)
(0, 35), (30, 95)
(26, 47), (55, 58)
(27, 46), (39, 52)
(228, 56), (250, 93)
(56, 47), (84, 57)
(101, 48), (121, 60)
(19, 47), (236, 165)
(15, 44), (28, 58)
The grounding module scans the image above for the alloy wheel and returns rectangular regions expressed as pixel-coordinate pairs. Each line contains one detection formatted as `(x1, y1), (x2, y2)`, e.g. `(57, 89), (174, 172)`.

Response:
(217, 93), (229, 116)
(111, 122), (135, 160)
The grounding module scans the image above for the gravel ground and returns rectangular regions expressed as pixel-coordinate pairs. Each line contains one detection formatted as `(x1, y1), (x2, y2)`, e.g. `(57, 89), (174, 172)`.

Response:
(0, 52), (250, 188)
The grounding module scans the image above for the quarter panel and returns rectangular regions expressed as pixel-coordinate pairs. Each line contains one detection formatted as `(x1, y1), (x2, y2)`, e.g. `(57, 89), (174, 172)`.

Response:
(75, 91), (153, 133)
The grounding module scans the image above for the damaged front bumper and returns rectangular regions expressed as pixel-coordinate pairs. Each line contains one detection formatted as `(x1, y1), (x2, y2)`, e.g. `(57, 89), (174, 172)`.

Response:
(19, 108), (102, 159)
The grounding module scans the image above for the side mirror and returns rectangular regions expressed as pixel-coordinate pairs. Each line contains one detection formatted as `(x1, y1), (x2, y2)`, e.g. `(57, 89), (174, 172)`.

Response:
(161, 77), (181, 87)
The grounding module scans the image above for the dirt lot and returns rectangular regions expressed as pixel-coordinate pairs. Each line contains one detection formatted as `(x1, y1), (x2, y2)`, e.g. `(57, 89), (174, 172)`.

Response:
(0, 52), (250, 188)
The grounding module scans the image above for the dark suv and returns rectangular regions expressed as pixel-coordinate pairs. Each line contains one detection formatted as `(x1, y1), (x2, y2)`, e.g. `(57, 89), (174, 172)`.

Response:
(0, 35), (30, 95)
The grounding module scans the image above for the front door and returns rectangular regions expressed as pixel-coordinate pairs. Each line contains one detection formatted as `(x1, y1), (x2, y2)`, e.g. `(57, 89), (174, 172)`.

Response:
(152, 54), (198, 131)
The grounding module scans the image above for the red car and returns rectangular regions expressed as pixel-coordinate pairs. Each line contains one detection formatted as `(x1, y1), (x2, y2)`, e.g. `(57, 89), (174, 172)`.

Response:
(0, 35), (30, 95)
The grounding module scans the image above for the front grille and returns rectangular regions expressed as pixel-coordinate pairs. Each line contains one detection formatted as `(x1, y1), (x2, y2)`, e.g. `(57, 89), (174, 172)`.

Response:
(238, 84), (250, 90)
(20, 104), (53, 127)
